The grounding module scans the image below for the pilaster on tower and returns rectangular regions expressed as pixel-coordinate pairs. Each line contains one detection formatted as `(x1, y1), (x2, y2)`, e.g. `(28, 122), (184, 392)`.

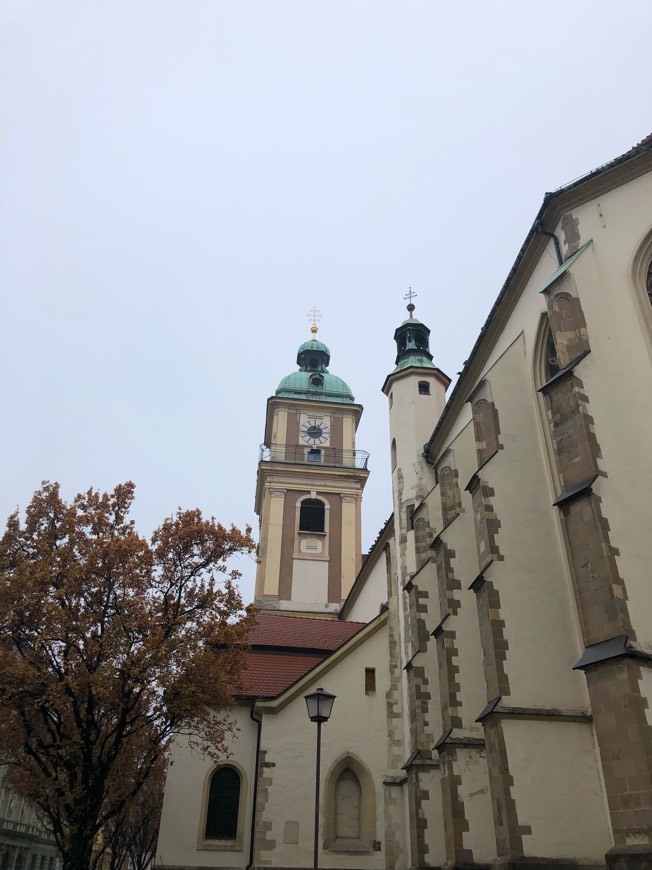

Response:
(254, 326), (369, 616)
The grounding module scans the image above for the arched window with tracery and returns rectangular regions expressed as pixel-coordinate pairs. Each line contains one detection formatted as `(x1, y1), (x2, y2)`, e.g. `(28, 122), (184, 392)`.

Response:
(299, 498), (325, 533)
(205, 766), (241, 841)
(544, 325), (560, 381)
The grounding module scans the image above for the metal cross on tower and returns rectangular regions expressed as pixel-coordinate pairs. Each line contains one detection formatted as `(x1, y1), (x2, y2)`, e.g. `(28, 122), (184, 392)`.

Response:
(404, 287), (417, 318)
(307, 305), (322, 328)
(307, 305), (322, 338)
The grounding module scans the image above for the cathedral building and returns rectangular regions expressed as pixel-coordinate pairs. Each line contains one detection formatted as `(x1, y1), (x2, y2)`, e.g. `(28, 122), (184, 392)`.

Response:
(157, 133), (652, 869)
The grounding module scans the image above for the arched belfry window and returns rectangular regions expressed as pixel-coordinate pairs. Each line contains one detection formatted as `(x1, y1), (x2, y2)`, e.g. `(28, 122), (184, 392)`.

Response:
(205, 766), (240, 840)
(299, 499), (325, 533)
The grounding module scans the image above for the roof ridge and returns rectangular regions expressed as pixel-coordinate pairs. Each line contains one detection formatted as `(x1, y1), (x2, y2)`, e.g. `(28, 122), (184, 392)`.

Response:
(253, 612), (365, 625)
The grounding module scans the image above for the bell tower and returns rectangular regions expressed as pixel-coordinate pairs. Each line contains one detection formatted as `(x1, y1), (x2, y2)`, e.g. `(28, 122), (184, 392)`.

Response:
(254, 324), (369, 616)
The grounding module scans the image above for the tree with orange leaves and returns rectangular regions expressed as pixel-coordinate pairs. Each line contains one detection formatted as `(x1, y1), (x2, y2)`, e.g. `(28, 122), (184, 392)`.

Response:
(0, 481), (255, 870)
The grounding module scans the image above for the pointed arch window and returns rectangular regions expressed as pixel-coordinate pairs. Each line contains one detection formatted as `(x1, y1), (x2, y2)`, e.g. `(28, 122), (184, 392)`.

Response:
(299, 499), (325, 533)
(205, 766), (240, 840)
(544, 326), (560, 381)
(325, 755), (376, 853)
(335, 769), (362, 839)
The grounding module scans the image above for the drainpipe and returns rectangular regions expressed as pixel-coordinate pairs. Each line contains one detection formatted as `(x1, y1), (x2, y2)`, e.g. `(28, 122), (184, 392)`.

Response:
(534, 220), (563, 267)
(246, 701), (263, 870)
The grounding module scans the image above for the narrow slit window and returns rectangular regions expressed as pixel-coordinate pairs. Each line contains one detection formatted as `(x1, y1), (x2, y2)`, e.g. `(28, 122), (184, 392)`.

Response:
(406, 504), (415, 530)
(365, 668), (376, 694)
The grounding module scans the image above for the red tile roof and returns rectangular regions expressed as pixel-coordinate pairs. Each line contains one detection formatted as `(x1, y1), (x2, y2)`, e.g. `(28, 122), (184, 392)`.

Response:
(239, 650), (325, 699)
(237, 613), (366, 700)
(246, 612), (365, 651)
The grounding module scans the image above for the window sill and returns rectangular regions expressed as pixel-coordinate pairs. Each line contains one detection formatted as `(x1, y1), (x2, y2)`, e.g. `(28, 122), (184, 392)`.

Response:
(198, 839), (243, 852)
(327, 838), (372, 854)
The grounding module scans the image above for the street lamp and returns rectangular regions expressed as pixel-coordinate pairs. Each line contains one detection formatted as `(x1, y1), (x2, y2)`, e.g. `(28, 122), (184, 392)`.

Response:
(304, 687), (336, 870)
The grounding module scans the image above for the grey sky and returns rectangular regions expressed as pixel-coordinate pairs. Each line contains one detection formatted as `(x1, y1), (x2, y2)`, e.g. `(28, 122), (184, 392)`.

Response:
(2, 0), (651, 602)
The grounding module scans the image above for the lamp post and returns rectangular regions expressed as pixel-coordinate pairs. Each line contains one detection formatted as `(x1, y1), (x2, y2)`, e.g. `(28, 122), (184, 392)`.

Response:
(304, 687), (336, 870)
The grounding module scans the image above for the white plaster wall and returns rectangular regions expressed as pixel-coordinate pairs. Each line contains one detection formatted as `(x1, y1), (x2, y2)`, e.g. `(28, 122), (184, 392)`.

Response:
(456, 749), (495, 863)
(503, 717), (611, 859)
(257, 627), (390, 870)
(345, 546), (390, 623)
(482, 336), (589, 709)
(291, 558), (328, 605)
(387, 368), (444, 506)
(555, 186), (652, 649)
(426, 335), (588, 712)
(421, 768), (445, 866)
(437, 168), (652, 659)
(157, 705), (258, 869)
(639, 667), (652, 728)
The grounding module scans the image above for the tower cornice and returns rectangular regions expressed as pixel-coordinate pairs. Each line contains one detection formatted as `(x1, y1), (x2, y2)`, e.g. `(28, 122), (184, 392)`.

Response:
(382, 364), (451, 396)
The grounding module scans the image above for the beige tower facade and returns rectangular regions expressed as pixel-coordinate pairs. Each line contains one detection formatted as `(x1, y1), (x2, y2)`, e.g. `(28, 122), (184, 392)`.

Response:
(253, 331), (369, 615)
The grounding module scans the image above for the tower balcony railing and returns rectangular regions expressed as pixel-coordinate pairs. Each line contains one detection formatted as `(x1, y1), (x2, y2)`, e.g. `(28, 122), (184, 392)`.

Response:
(260, 444), (370, 470)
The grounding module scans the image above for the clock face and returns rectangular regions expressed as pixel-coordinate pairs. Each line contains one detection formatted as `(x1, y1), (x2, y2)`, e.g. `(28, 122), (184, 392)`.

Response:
(300, 418), (330, 445)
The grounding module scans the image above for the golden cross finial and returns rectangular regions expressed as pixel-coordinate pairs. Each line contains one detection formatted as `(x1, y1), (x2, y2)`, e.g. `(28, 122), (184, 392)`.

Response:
(404, 287), (417, 318)
(307, 305), (322, 339)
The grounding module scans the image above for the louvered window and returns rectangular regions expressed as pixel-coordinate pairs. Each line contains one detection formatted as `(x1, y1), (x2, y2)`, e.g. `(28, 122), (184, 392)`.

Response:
(299, 499), (325, 533)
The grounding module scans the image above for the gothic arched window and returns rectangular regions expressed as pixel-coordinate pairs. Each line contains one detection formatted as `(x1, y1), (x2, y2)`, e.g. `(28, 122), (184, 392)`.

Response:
(325, 755), (376, 852)
(299, 499), (325, 533)
(545, 326), (560, 381)
(335, 769), (362, 840)
(205, 766), (241, 840)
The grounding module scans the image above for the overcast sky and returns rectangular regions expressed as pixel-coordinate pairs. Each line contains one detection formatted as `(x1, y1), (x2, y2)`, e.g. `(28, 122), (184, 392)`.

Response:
(1, 0), (651, 602)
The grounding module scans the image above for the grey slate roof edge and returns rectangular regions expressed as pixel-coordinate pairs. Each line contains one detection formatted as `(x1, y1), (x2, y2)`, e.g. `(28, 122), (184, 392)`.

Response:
(552, 473), (598, 508)
(431, 612), (449, 639)
(573, 634), (652, 670)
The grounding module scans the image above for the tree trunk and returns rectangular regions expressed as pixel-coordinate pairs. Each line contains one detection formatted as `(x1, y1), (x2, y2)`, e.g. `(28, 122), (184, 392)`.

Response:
(61, 830), (95, 870)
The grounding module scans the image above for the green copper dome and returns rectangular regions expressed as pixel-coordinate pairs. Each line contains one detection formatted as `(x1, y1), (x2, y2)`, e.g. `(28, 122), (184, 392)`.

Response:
(275, 335), (355, 404)
(297, 339), (330, 356)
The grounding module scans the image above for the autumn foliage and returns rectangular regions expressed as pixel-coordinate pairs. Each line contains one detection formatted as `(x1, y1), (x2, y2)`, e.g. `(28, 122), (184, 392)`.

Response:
(0, 482), (255, 870)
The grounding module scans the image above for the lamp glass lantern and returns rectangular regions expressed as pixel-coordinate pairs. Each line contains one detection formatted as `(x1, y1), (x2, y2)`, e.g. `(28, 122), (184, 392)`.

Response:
(304, 687), (336, 724)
